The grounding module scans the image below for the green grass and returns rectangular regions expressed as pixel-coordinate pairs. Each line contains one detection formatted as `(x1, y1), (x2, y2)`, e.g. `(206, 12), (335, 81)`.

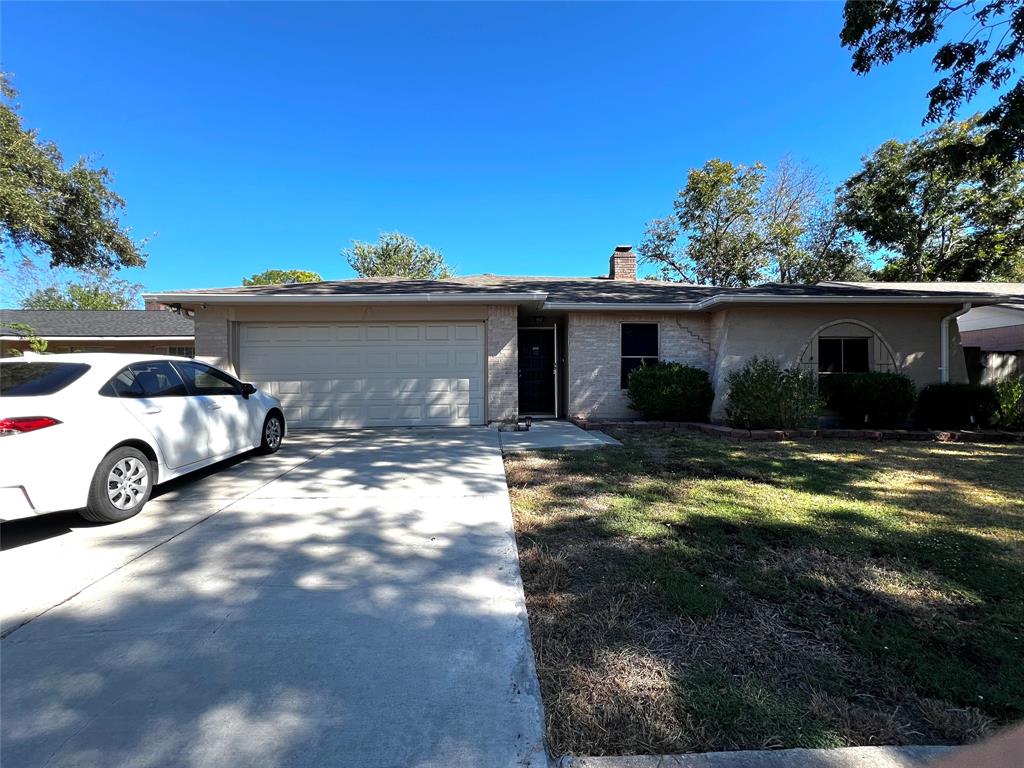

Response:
(507, 431), (1024, 755)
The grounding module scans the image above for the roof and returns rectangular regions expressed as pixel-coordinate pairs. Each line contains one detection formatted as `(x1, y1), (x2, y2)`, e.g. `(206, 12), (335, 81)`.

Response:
(144, 275), (1024, 310)
(822, 281), (1024, 297)
(0, 309), (194, 339)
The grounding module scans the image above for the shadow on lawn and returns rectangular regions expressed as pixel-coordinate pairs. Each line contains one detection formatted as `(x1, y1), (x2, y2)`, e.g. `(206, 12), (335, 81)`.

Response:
(508, 437), (1024, 756)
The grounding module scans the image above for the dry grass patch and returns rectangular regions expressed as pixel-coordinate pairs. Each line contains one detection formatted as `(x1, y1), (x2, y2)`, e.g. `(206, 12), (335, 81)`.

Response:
(506, 432), (1024, 756)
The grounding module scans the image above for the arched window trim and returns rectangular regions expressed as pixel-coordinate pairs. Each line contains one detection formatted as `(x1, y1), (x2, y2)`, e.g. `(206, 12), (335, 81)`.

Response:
(798, 319), (900, 373)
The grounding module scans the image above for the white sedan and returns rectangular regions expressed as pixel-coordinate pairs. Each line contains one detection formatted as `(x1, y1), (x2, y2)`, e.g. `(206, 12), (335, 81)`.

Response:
(0, 353), (286, 523)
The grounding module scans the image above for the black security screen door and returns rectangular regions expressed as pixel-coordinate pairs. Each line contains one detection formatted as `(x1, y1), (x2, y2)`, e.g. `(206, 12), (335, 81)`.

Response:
(518, 328), (556, 415)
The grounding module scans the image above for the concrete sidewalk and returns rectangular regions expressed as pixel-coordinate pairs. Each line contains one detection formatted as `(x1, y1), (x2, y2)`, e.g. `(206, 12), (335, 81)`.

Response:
(499, 420), (622, 454)
(2, 428), (548, 768)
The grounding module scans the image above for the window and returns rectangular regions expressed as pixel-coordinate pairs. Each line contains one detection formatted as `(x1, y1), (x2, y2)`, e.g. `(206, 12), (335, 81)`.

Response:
(102, 361), (187, 398)
(167, 346), (194, 358)
(818, 337), (870, 374)
(621, 323), (659, 388)
(0, 362), (90, 396)
(173, 361), (241, 396)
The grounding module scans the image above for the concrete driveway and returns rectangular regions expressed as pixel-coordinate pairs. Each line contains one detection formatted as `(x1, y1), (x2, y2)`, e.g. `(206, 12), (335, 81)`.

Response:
(1, 428), (548, 768)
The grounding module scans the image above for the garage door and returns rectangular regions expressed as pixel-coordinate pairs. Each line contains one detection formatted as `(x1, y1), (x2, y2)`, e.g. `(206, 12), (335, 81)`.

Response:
(239, 322), (486, 427)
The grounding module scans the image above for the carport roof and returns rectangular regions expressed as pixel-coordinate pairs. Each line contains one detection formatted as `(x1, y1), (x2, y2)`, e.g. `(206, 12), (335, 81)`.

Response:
(144, 275), (1023, 309)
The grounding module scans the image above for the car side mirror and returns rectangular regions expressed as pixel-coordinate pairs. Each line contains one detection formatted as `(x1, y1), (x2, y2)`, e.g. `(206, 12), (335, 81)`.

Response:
(241, 382), (257, 399)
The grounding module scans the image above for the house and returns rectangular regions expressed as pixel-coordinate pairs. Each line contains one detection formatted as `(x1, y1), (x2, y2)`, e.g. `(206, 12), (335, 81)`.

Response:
(822, 282), (1024, 386)
(143, 247), (1022, 427)
(0, 309), (195, 357)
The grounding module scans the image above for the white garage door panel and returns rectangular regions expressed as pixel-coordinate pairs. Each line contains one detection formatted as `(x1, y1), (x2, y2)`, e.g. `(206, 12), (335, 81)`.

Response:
(239, 322), (486, 427)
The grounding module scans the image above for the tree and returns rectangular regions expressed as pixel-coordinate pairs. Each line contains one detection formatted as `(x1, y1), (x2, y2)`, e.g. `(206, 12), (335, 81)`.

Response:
(640, 158), (869, 286)
(343, 232), (453, 279)
(639, 159), (767, 286)
(20, 270), (142, 309)
(758, 157), (827, 283)
(242, 269), (322, 286)
(0, 74), (145, 271)
(3, 322), (47, 355)
(841, 1), (1024, 166)
(788, 201), (873, 283)
(839, 118), (1024, 281)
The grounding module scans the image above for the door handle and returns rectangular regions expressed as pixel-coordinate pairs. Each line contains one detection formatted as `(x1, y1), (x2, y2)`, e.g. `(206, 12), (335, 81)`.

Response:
(144, 407), (162, 415)
(208, 403), (222, 411)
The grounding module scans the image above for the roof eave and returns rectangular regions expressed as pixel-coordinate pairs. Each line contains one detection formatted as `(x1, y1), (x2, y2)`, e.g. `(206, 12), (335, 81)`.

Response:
(143, 291), (549, 305)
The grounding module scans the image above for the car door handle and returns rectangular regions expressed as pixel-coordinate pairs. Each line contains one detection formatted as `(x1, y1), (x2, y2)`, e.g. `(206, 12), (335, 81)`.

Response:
(144, 407), (162, 415)
(207, 403), (222, 411)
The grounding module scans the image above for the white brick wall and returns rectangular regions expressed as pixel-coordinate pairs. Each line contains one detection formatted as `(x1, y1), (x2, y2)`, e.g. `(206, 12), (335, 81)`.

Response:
(486, 304), (518, 423)
(567, 312), (714, 419)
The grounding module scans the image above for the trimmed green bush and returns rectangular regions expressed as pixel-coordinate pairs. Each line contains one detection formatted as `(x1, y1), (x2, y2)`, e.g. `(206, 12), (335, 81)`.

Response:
(993, 378), (1024, 430)
(725, 357), (821, 429)
(819, 372), (917, 428)
(627, 362), (714, 421)
(915, 383), (999, 429)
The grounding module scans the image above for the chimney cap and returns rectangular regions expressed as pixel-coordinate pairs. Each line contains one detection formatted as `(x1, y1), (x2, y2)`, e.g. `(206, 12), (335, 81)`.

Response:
(614, 244), (633, 252)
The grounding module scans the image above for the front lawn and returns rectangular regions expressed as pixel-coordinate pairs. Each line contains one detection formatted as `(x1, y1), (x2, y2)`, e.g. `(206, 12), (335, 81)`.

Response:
(505, 431), (1024, 756)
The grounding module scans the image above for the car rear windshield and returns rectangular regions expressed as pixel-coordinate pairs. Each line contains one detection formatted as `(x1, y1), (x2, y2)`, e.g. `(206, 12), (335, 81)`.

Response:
(0, 362), (91, 396)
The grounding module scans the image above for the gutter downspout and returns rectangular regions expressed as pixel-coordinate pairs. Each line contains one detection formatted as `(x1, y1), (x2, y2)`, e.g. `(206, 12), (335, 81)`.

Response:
(939, 302), (972, 383)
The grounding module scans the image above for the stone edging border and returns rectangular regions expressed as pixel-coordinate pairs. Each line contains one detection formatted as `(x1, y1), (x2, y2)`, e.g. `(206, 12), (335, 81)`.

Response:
(570, 418), (1024, 444)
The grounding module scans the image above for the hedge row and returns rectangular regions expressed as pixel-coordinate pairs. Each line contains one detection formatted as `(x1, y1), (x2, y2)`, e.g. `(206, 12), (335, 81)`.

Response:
(624, 359), (1021, 431)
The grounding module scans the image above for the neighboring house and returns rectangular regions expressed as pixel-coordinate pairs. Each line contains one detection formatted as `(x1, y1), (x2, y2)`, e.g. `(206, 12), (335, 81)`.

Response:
(144, 247), (1023, 427)
(957, 292), (1024, 385)
(0, 309), (195, 357)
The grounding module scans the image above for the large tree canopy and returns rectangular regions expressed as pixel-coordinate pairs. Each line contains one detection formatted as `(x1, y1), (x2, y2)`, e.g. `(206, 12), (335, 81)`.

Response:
(640, 159), (767, 286)
(841, 1), (1024, 166)
(242, 269), (322, 286)
(639, 158), (870, 286)
(839, 118), (1024, 281)
(343, 231), (453, 279)
(0, 74), (145, 271)
(20, 270), (142, 309)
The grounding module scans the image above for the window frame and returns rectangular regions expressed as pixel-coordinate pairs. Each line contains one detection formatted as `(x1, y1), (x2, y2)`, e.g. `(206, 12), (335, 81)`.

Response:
(817, 336), (872, 375)
(100, 361), (189, 399)
(171, 360), (243, 397)
(620, 322), (660, 389)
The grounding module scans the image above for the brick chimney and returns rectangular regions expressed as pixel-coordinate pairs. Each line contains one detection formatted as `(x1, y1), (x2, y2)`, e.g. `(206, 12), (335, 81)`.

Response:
(608, 244), (636, 280)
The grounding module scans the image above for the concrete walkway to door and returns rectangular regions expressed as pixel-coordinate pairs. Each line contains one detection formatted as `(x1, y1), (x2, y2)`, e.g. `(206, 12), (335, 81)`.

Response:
(1, 428), (549, 768)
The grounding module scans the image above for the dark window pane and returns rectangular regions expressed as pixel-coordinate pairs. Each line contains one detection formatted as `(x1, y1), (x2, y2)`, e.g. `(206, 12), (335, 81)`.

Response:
(620, 357), (659, 389)
(106, 368), (142, 398)
(174, 361), (240, 396)
(818, 338), (842, 373)
(843, 338), (870, 373)
(0, 362), (90, 396)
(133, 361), (188, 397)
(622, 324), (658, 357)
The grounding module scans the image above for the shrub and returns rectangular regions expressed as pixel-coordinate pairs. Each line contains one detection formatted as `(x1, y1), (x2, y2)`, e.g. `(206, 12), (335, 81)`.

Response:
(725, 357), (821, 429)
(993, 378), (1024, 430)
(627, 362), (714, 421)
(819, 372), (917, 428)
(915, 383), (999, 429)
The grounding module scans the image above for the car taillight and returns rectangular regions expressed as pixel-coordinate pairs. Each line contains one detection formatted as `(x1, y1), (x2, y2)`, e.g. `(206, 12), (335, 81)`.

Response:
(0, 417), (62, 436)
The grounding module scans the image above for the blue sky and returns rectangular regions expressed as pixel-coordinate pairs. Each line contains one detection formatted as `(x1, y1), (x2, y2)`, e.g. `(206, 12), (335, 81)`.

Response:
(1, 2), (994, 293)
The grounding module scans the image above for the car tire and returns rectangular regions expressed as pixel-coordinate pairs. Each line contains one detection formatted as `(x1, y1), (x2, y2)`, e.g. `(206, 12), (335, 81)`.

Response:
(81, 447), (154, 523)
(259, 413), (284, 454)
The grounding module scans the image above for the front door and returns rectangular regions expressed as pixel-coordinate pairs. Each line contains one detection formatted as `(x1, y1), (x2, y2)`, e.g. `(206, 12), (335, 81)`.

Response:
(518, 328), (556, 415)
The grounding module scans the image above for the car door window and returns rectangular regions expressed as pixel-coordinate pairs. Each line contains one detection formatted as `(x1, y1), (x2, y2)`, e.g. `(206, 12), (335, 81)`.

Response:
(102, 362), (188, 398)
(173, 362), (241, 396)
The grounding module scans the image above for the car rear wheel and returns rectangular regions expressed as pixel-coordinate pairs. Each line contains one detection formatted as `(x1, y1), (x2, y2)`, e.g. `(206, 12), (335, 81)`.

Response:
(259, 413), (284, 454)
(81, 447), (153, 523)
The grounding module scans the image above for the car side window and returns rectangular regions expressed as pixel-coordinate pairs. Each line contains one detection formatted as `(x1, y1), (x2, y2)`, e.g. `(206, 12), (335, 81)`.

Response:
(173, 361), (241, 396)
(102, 361), (188, 398)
